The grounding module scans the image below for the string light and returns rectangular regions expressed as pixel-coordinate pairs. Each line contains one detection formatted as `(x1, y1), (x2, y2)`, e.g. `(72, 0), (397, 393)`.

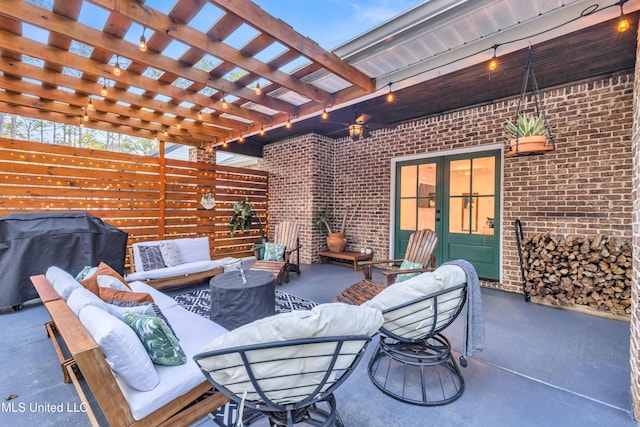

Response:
(488, 45), (499, 71)
(83, 107), (89, 122)
(321, 108), (328, 120)
(87, 95), (93, 109)
(79, 118), (84, 128)
(239, 135), (245, 142)
(100, 79), (108, 97)
(198, 110), (203, 120)
(163, 127), (168, 137)
(113, 55), (121, 76)
(285, 116), (292, 129)
(176, 121), (181, 129)
(139, 27), (147, 52)
(259, 125), (265, 136)
(222, 94), (228, 109)
(617, 1), (630, 32)
(386, 84), (394, 102)
(255, 81), (262, 95)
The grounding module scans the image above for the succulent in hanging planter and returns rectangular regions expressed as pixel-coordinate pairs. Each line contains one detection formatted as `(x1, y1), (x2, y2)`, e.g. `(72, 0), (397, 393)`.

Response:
(505, 113), (554, 157)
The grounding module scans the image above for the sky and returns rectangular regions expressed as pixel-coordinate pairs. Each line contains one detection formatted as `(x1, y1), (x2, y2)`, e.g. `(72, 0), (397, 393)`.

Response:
(252, 0), (423, 50)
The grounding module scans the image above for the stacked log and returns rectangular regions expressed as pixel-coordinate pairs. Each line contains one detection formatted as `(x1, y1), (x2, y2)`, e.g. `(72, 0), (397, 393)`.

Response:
(520, 232), (632, 317)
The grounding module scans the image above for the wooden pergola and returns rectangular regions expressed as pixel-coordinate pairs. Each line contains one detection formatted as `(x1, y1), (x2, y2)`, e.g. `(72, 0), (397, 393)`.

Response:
(0, 0), (375, 152)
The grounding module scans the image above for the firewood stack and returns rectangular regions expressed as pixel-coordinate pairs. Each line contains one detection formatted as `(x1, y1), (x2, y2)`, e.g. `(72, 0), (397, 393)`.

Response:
(520, 232), (632, 317)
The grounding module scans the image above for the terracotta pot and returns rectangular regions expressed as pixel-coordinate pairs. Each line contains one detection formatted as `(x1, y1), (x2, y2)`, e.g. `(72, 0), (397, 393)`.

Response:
(326, 232), (347, 253)
(506, 135), (554, 157)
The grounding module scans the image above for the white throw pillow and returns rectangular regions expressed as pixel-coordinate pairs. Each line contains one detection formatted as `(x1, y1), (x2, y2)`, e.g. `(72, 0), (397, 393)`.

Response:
(67, 287), (108, 317)
(159, 241), (182, 267)
(198, 303), (383, 404)
(97, 275), (131, 292)
(79, 305), (159, 391)
(46, 266), (83, 300)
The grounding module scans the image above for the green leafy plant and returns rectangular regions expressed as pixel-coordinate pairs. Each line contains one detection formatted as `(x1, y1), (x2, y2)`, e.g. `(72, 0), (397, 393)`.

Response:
(505, 114), (547, 140)
(229, 198), (264, 240)
(314, 207), (334, 234)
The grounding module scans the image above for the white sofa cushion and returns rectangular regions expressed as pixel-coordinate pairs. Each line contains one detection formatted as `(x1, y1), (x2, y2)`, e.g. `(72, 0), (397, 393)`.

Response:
(114, 304), (228, 420)
(46, 266), (83, 300)
(174, 237), (211, 263)
(197, 303), (383, 404)
(127, 281), (180, 310)
(125, 258), (236, 283)
(67, 287), (108, 316)
(363, 264), (466, 339)
(79, 305), (159, 392)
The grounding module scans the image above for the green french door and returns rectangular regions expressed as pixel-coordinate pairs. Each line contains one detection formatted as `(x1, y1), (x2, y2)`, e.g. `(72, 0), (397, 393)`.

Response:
(394, 150), (501, 279)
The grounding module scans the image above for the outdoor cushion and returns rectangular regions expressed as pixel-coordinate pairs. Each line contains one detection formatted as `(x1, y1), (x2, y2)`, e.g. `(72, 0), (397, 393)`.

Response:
(263, 242), (285, 261)
(81, 262), (130, 295)
(79, 305), (159, 392)
(123, 313), (186, 366)
(125, 259), (236, 283)
(97, 274), (131, 292)
(113, 303), (228, 420)
(46, 266), (83, 300)
(127, 281), (179, 311)
(363, 265), (466, 339)
(74, 265), (98, 281)
(99, 287), (154, 304)
(174, 237), (211, 263)
(67, 287), (108, 316)
(198, 303), (383, 404)
(395, 260), (423, 282)
(159, 241), (182, 267)
(138, 245), (167, 271)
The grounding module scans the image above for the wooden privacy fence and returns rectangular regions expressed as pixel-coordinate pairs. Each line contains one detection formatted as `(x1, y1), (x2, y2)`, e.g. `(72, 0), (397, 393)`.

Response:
(0, 138), (268, 264)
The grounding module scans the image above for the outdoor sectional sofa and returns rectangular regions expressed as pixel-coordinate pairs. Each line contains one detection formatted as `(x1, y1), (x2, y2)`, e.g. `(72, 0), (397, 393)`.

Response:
(125, 236), (237, 289)
(30, 265), (230, 426)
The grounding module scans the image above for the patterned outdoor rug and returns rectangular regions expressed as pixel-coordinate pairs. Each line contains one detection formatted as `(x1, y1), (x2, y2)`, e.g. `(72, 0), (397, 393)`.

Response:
(173, 288), (318, 427)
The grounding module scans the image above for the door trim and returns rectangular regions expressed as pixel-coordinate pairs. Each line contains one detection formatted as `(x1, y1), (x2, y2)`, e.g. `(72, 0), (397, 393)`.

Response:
(389, 143), (505, 281)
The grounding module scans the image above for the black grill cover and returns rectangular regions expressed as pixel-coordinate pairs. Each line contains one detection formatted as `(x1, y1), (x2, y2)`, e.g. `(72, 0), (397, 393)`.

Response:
(0, 212), (128, 309)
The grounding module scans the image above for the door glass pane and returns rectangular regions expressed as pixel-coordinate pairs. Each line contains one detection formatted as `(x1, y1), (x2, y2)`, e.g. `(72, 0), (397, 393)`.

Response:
(400, 165), (417, 197)
(449, 159), (470, 196)
(472, 157), (495, 195)
(478, 196), (495, 236)
(400, 199), (417, 230)
(417, 163), (437, 230)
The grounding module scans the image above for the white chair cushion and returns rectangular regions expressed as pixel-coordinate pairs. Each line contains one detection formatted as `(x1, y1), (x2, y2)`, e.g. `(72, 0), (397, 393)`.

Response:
(46, 266), (83, 300)
(78, 305), (159, 392)
(198, 303), (383, 404)
(363, 264), (466, 339)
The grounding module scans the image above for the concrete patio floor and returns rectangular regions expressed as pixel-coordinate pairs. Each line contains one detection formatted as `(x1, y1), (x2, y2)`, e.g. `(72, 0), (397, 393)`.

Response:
(0, 262), (635, 426)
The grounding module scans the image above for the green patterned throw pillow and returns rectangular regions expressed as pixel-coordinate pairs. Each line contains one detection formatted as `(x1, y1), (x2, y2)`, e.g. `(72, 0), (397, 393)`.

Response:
(263, 242), (285, 261)
(395, 260), (423, 283)
(123, 313), (186, 366)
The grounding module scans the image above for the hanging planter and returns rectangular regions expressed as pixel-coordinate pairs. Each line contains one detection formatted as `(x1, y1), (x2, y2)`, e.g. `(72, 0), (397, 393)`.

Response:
(505, 114), (554, 157)
(505, 47), (555, 157)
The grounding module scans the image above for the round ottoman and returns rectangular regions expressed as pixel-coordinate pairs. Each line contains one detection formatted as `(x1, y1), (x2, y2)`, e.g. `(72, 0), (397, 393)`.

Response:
(209, 270), (276, 330)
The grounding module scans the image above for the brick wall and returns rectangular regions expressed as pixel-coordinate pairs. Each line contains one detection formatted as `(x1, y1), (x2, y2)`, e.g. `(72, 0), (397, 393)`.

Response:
(259, 71), (634, 294)
(629, 23), (640, 422)
(258, 133), (335, 263)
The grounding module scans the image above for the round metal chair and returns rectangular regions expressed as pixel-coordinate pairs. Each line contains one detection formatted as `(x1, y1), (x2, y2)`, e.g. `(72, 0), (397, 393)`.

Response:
(367, 283), (468, 406)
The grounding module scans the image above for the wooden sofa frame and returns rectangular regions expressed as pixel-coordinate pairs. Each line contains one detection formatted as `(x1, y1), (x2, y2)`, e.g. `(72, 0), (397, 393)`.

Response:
(126, 246), (224, 290)
(31, 274), (229, 427)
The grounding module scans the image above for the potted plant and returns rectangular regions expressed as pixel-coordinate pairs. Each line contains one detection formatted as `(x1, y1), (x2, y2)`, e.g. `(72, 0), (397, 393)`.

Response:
(229, 198), (265, 242)
(314, 201), (360, 253)
(505, 113), (554, 156)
